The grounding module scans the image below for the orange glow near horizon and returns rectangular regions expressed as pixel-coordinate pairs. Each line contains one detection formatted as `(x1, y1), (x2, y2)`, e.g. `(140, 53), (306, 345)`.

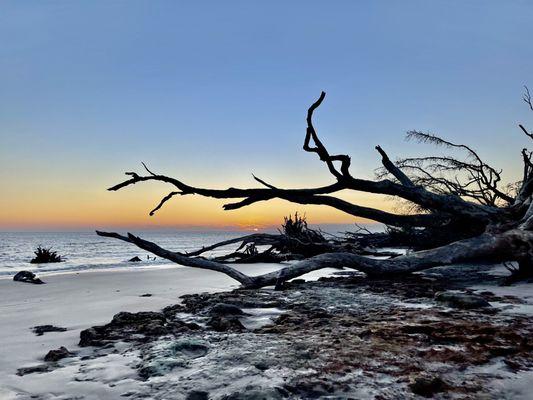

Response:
(0, 180), (390, 231)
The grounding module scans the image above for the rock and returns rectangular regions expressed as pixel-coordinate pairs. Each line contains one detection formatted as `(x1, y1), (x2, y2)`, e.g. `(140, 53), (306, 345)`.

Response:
(186, 391), (209, 400)
(129, 256), (142, 262)
(254, 361), (271, 371)
(221, 387), (288, 400)
(112, 311), (163, 324)
(435, 291), (491, 309)
(16, 364), (52, 376)
(208, 315), (245, 332)
(79, 327), (104, 347)
(409, 376), (448, 397)
(139, 340), (209, 379)
(173, 341), (209, 358)
(32, 325), (67, 336)
(13, 270), (44, 284)
(140, 293), (153, 297)
(80, 311), (193, 347)
(44, 346), (72, 362)
(209, 303), (245, 316)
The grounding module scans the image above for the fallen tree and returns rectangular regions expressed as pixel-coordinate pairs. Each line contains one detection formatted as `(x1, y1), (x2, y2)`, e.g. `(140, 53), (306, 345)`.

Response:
(172, 214), (394, 264)
(98, 89), (533, 288)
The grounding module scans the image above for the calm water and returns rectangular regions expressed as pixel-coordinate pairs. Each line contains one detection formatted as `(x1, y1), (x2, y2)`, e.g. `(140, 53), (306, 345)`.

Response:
(0, 231), (255, 277)
(0, 224), (380, 278)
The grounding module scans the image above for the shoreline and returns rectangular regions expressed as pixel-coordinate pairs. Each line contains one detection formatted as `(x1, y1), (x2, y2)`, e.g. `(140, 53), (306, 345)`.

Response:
(2, 263), (533, 399)
(0, 263), (286, 399)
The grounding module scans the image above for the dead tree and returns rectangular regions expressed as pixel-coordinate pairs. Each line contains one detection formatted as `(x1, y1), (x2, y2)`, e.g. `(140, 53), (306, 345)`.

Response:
(98, 90), (533, 288)
(177, 213), (390, 263)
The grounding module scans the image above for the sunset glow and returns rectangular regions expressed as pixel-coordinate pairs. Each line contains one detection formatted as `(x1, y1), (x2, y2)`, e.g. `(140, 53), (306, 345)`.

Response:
(1, 1), (531, 231)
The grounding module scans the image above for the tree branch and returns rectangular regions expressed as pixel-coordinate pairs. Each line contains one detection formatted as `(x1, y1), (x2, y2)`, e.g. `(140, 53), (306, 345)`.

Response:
(96, 229), (533, 289)
(107, 93), (501, 227)
(95, 231), (255, 286)
(375, 145), (415, 187)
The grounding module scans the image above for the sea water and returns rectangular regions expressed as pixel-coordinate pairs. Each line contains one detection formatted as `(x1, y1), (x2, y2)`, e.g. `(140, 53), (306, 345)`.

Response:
(0, 224), (379, 278)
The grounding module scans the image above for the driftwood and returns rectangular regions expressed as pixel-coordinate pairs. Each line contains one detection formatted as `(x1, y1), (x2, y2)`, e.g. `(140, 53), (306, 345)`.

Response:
(97, 89), (533, 288)
(177, 214), (388, 263)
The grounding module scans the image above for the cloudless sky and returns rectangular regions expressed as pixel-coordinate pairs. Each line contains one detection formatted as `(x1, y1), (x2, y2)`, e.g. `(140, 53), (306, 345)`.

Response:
(1, 1), (533, 230)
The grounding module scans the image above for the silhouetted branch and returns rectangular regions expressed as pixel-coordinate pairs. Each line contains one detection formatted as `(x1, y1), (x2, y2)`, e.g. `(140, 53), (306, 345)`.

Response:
(524, 86), (533, 111)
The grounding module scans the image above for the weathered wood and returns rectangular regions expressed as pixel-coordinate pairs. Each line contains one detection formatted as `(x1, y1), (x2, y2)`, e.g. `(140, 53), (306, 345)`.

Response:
(96, 229), (533, 288)
(99, 89), (533, 286)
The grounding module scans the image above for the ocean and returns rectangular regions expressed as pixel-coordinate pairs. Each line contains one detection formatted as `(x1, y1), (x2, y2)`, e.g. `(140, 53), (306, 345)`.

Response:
(0, 224), (381, 278)
(0, 231), (255, 277)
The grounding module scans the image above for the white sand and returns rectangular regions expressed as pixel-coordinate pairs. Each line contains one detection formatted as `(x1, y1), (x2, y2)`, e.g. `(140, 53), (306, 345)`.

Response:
(3, 263), (531, 399)
(0, 264), (284, 398)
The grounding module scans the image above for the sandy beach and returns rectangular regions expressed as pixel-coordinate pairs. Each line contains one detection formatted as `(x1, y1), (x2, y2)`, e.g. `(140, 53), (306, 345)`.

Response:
(0, 264), (284, 399)
(1, 263), (533, 399)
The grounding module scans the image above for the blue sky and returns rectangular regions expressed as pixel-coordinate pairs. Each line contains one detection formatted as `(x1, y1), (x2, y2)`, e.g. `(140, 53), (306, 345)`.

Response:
(1, 1), (532, 229)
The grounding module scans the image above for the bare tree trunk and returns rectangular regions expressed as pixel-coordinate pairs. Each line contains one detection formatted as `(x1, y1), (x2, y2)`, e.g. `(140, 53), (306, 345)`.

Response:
(98, 89), (533, 287)
(96, 228), (533, 289)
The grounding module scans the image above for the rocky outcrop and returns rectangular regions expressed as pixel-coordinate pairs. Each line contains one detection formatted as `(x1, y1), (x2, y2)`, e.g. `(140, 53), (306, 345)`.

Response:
(60, 270), (533, 399)
(44, 346), (72, 362)
(208, 303), (245, 317)
(79, 311), (200, 347)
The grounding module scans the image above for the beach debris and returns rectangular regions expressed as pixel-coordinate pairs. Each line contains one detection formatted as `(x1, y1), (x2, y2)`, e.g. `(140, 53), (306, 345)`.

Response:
(44, 346), (73, 362)
(16, 364), (53, 376)
(13, 270), (44, 284)
(129, 256), (142, 262)
(30, 246), (63, 264)
(32, 325), (67, 336)
(435, 291), (491, 309)
(98, 90), (533, 290)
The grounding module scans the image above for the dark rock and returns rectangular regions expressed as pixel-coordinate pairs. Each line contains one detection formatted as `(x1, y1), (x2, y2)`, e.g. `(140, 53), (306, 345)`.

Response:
(209, 303), (245, 317)
(186, 391), (210, 400)
(409, 376), (448, 397)
(162, 303), (186, 318)
(254, 361), (271, 371)
(79, 327), (105, 347)
(111, 311), (166, 325)
(44, 346), (72, 362)
(16, 364), (52, 376)
(208, 315), (245, 332)
(80, 311), (193, 347)
(13, 270), (44, 284)
(32, 325), (67, 336)
(129, 256), (142, 262)
(221, 387), (288, 399)
(435, 291), (491, 309)
(140, 293), (153, 297)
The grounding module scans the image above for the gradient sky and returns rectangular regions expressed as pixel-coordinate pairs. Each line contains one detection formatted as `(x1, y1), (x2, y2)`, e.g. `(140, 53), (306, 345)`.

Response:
(1, 1), (533, 231)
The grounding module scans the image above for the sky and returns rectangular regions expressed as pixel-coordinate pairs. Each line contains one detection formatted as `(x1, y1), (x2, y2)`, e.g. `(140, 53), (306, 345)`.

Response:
(1, 1), (533, 231)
